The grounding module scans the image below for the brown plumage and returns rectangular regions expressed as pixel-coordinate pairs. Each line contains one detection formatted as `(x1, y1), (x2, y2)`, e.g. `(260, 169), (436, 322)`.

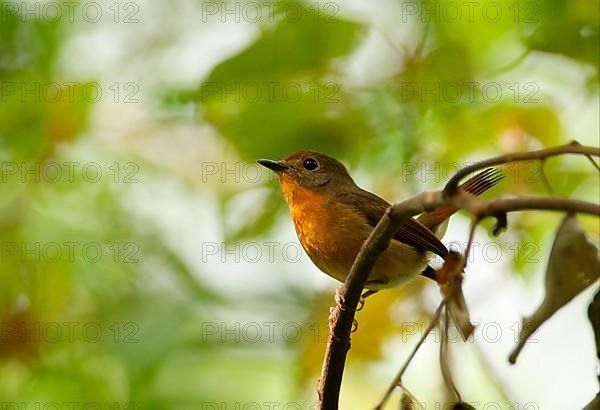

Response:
(258, 151), (503, 289)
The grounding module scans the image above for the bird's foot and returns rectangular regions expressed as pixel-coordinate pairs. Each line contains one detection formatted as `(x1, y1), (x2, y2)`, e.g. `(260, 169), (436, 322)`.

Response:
(351, 318), (359, 333)
(357, 289), (379, 311)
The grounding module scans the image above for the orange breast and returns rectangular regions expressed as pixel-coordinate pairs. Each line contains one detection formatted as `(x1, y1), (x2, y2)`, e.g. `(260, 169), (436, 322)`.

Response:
(280, 175), (428, 288)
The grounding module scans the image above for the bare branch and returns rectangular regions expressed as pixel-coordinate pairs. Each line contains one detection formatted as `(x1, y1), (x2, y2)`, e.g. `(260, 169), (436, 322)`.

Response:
(449, 190), (600, 219)
(375, 301), (446, 409)
(462, 218), (479, 270)
(317, 207), (397, 409)
(444, 143), (600, 193)
(539, 159), (555, 195)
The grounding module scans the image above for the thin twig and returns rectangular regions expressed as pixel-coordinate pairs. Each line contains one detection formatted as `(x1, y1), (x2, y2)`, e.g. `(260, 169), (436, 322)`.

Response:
(413, 20), (430, 61)
(444, 143), (600, 193)
(462, 218), (480, 270)
(571, 140), (600, 171)
(486, 49), (531, 78)
(450, 190), (600, 219)
(440, 307), (461, 401)
(374, 301), (446, 409)
(585, 155), (600, 172)
(471, 337), (519, 405)
(539, 159), (555, 195)
(399, 383), (422, 409)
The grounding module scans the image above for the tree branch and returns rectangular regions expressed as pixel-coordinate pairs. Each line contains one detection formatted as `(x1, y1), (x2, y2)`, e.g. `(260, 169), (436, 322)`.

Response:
(444, 142), (599, 193)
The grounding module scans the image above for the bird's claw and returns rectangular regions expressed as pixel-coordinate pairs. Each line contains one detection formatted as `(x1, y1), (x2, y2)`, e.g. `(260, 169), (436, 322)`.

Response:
(356, 289), (379, 311)
(356, 296), (366, 312)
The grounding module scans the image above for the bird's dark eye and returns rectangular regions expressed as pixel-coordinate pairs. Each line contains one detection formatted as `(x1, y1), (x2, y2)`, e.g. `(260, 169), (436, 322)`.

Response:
(303, 158), (318, 171)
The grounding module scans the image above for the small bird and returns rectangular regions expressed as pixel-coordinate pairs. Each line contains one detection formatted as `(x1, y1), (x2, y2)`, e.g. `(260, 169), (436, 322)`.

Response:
(258, 151), (503, 293)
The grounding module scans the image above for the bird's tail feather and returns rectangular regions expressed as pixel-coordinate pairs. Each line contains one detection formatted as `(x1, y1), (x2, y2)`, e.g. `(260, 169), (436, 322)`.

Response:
(418, 168), (504, 231)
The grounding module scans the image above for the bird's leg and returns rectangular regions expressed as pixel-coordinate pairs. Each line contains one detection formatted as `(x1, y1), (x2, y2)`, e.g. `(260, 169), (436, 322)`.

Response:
(357, 278), (388, 311)
(328, 285), (346, 338)
(420, 265), (437, 282)
(357, 289), (379, 311)
(331, 285), (360, 334)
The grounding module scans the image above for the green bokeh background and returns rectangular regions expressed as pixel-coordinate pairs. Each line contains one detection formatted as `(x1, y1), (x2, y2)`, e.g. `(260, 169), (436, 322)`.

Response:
(0, 0), (598, 408)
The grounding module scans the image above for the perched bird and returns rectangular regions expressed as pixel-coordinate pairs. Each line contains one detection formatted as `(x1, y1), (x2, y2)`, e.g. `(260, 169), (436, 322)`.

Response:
(258, 151), (503, 292)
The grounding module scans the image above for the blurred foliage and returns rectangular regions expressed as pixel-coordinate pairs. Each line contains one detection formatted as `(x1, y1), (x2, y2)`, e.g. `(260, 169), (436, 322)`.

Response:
(193, 1), (370, 161)
(0, 0), (598, 408)
(182, 0), (599, 264)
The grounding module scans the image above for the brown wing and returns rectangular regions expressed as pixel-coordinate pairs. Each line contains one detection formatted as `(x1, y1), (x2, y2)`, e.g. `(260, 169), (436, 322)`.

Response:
(418, 168), (504, 230)
(336, 190), (449, 258)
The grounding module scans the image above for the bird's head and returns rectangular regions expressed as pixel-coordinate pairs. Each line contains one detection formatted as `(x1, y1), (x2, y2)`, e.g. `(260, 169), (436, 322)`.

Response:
(258, 151), (356, 201)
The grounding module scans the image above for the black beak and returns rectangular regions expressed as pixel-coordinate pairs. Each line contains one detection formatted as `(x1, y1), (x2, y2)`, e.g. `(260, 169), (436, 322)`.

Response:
(257, 159), (288, 173)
